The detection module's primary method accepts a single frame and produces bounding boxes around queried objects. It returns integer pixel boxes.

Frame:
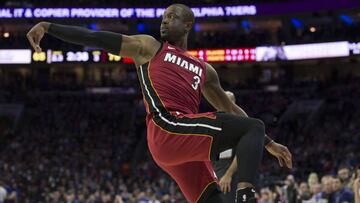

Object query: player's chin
[160,33,168,40]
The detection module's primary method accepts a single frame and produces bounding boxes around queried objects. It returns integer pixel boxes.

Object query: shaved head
[171,4,195,26]
[160,4,195,45]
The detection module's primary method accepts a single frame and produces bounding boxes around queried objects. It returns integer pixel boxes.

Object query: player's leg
[212,112,265,203]
[147,113,222,165]
[202,188,223,203]
[157,161,221,203]
[147,112,264,202]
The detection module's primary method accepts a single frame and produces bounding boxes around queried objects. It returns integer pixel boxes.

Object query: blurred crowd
[258,167,360,203]
[0,93,185,203]
[0,70,359,202]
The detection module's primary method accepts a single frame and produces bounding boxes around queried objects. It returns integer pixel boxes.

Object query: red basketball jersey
[138,41,207,115]
[138,42,220,203]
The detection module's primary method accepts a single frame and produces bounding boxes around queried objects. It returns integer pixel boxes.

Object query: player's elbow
[120,36,145,58]
[87,31,123,55]
[216,102,233,113]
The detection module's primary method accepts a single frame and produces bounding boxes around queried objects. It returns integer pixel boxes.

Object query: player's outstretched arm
[202,62,292,169]
[26,22,160,64]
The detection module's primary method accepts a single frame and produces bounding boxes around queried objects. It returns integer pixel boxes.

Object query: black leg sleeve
[199,190,224,203]
[213,113,265,185]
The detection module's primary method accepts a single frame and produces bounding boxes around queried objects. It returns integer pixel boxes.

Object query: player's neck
[171,35,188,51]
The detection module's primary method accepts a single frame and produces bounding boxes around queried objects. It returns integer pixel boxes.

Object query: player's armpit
[202,63,248,117]
[121,34,161,62]
[202,63,275,148]
[202,62,234,113]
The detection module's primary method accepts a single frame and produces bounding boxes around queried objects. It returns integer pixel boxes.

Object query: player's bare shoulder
[131,35,161,66]
[204,62,219,85]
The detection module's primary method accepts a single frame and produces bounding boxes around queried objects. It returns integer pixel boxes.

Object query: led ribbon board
[0,41,354,64]
[1,0,359,19]
[0,6,256,19]
[0,49,32,64]
[256,42,350,61]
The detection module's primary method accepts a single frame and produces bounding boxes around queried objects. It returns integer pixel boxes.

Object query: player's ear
[184,21,193,33]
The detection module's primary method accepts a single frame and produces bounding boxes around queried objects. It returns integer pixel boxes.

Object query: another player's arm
[202,62,292,169]
[26,22,160,65]
[218,155,237,193]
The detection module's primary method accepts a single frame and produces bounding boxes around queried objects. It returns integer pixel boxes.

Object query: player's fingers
[227,183,231,193]
[278,157,284,167]
[222,185,226,193]
[33,35,43,52]
[220,183,226,193]
[287,160,293,169]
[224,183,229,193]
[284,153,292,169]
[287,149,293,159]
[281,157,290,169]
[26,33,37,51]
[281,156,289,168]
[287,158,293,169]
[277,157,281,166]
[26,33,42,52]
[283,147,292,159]
[283,149,293,168]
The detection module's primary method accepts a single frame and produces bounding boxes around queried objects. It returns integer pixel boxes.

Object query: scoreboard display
[32,50,122,64]
[29,48,256,64]
[188,48,256,62]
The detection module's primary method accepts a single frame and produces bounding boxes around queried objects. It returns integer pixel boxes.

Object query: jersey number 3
[192,76,201,90]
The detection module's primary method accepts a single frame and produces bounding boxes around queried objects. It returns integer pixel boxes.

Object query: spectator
[333,177,354,203]
[320,176,335,203]
[260,188,274,203]
[0,182,6,203]
[309,173,320,191]
[311,183,323,202]
[284,175,298,203]
[298,182,312,203]
[338,167,352,189]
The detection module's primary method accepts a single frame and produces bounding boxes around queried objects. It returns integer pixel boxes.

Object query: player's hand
[219,173,232,194]
[265,141,292,169]
[26,22,49,53]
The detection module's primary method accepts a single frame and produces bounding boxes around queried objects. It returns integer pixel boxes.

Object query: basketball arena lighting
[3,32,10,38]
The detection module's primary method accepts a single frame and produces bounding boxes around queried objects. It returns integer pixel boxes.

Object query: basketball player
[26,4,292,203]
[212,91,238,202]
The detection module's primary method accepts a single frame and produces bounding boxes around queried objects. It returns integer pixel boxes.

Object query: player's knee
[250,118,265,132]
[249,118,265,135]
[200,189,223,203]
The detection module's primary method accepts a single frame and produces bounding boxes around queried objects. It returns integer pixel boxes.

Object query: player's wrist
[265,140,275,149]
[264,134,274,146]
[39,22,50,33]
[225,169,235,177]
